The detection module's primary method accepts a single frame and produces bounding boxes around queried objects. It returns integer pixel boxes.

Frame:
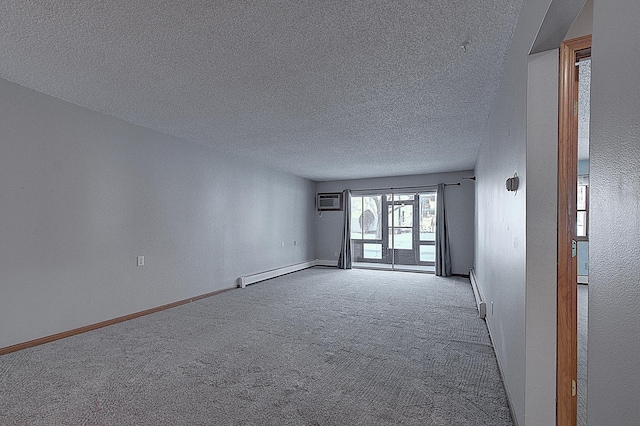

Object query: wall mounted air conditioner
[317,192,343,211]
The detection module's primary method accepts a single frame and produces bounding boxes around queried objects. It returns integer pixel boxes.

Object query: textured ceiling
[0,1,521,181]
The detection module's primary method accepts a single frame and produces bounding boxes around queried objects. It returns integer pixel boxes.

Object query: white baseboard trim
[237,260,317,288]
[470,268,486,319]
[315,259,338,267]
[485,313,519,426]
[471,268,518,425]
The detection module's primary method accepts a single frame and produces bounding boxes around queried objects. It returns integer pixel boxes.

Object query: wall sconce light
[506,173,519,193]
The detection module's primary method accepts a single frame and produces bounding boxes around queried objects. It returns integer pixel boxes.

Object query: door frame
[350,189,437,270]
[557,34,591,426]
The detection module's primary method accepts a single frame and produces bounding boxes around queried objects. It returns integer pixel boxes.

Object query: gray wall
[474,0,568,424]
[524,48,558,425]
[475,3,539,423]
[476,0,640,424]
[0,77,316,349]
[315,171,474,275]
[588,0,640,423]
[565,0,593,40]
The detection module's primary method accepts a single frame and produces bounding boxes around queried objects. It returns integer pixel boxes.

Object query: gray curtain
[337,189,352,269]
[435,183,452,276]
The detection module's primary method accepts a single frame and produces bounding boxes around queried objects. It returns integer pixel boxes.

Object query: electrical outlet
[335,251,338,257]
[281,242,285,248]
[137,256,144,266]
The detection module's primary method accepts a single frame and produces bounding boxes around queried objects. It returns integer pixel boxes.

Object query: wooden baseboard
[0,287,235,356]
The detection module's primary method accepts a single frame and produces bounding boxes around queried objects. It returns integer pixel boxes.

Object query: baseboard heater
[237,260,317,288]
[315,259,338,267]
[469,268,487,319]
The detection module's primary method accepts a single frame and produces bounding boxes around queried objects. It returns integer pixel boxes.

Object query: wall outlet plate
[137,256,144,266]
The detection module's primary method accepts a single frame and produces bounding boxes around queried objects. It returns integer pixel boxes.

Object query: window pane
[420,245,435,262]
[419,193,436,241]
[363,243,382,259]
[351,195,382,240]
[386,194,415,202]
[577,185,587,210]
[388,204,413,228]
[389,229,412,249]
[362,196,382,239]
[350,197,363,239]
[577,211,587,237]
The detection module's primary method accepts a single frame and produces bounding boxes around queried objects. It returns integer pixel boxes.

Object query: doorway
[557,34,591,426]
[350,190,437,272]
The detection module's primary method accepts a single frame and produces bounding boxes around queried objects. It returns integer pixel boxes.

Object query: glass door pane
[386,193,417,267]
[388,203,413,250]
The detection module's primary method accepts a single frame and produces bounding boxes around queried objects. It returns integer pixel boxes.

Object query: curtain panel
[337,189,352,269]
[435,183,452,276]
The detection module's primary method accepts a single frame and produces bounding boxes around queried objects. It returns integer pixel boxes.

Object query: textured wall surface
[315,171,475,275]
[588,0,640,423]
[524,48,558,425]
[474,0,566,424]
[0,77,316,349]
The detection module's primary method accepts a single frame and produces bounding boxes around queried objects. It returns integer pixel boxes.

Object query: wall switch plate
[137,256,144,266]
[281,242,285,248]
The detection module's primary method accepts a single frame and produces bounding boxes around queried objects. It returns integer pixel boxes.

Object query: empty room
[1,1,639,425]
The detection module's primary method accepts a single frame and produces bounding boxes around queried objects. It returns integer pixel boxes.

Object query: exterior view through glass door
[350,190,436,272]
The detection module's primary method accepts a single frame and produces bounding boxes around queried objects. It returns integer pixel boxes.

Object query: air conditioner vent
[317,193,343,211]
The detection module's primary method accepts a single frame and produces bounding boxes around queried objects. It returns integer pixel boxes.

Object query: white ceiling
[0,1,521,181]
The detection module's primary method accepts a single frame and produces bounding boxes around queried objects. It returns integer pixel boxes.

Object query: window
[419,193,436,262]
[577,175,589,239]
[351,195,383,259]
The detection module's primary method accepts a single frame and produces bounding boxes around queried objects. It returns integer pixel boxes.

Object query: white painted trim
[485,310,519,426]
[469,268,487,319]
[237,260,317,288]
[315,259,338,267]
[472,268,518,425]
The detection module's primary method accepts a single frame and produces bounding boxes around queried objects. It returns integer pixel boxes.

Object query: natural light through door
[351,190,436,272]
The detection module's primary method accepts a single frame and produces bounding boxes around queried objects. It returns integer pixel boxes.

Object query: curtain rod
[349,182,460,193]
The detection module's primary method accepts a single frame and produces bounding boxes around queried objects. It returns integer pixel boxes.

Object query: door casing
[557,34,591,426]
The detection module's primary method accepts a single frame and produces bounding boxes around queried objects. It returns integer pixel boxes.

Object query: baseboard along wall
[2,261,326,355]
[237,260,319,288]
[315,259,339,267]
[470,268,487,319]
[0,287,235,356]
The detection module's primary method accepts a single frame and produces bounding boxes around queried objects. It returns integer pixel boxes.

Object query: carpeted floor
[0,267,513,425]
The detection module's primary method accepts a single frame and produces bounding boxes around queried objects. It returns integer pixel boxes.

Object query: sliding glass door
[351,190,436,272]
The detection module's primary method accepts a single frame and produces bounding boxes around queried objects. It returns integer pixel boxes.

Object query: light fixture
[506,173,519,193]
